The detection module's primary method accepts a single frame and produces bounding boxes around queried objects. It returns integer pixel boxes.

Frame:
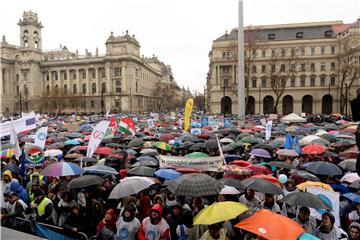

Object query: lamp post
[19,92,22,117]
[237,0,245,124]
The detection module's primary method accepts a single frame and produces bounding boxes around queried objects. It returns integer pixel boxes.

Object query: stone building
[0,11,177,115]
[206,19,360,115]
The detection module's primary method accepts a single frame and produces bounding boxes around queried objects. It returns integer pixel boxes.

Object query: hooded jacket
[3,170,13,181]
[116,205,141,240]
[2,170,13,193]
[138,204,170,240]
[96,208,117,233]
[63,205,88,233]
[10,179,30,205]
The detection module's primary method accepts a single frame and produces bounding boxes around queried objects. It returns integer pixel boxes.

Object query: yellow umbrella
[193,201,248,225]
[297,181,333,192]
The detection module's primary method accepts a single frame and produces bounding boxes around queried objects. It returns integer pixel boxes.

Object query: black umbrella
[279,192,331,210]
[128,166,155,177]
[290,169,320,182]
[322,151,338,158]
[241,178,283,195]
[219,178,244,190]
[46,142,65,150]
[253,144,274,151]
[140,148,159,156]
[305,161,342,176]
[131,160,158,168]
[338,159,356,171]
[53,137,69,142]
[167,173,223,197]
[188,143,205,151]
[182,141,194,148]
[127,139,145,148]
[74,157,98,163]
[204,140,218,150]
[67,175,102,189]
[269,161,295,170]
[2,164,21,175]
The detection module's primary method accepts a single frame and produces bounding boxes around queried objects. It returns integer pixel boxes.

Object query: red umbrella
[176,168,201,174]
[246,165,272,175]
[95,147,114,155]
[231,160,252,167]
[302,144,327,155]
[159,134,175,142]
[251,175,279,184]
[240,129,253,133]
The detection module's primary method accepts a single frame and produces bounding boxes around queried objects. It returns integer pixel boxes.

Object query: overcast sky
[1,0,359,92]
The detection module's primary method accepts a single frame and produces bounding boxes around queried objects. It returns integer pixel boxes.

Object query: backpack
[179,224,187,240]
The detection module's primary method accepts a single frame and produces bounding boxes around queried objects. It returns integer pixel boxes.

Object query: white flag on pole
[86,121,110,158]
[34,127,48,150]
[215,134,226,165]
[265,120,273,141]
[10,118,21,159]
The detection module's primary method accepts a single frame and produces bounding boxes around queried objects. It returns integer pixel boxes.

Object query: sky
[1,0,359,92]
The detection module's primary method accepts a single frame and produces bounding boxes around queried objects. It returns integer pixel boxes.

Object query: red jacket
[96,209,117,233]
[138,204,170,240]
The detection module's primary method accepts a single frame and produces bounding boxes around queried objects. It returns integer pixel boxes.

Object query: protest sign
[158,155,223,171]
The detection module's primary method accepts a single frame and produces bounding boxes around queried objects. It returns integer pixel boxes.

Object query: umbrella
[179,134,199,142]
[44,149,63,158]
[241,136,261,144]
[46,142,65,150]
[231,160,252,167]
[175,167,201,174]
[131,160,158,168]
[193,201,247,225]
[222,165,252,176]
[53,136,69,142]
[159,134,176,142]
[290,170,320,182]
[185,152,209,158]
[241,178,283,195]
[220,138,235,144]
[235,209,305,240]
[219,178,244,190]
[108,176,155,199]
[95,147,114,155]
[167,173,223,197]
[305,161,342,176]
[188,143,206,151]
[302,144,327,155]
[128,166,155,177]
[298,233,320,240]
[205,140,219,150]
[251,175,279,184]
[127,139,144,148]
[66,132,82,139]
[74,156,98,163]
[269,161,295,170]
[253,144,273,151]
[64,139,81,146]
[65,153,84,159]
[270,138,285,148]
[84,165,118,175]
[219,186,241,195]
[320,134,336,142]
[322,151,338,158]
[278,192,331,210]
[40,161,83,176]
[154,169,182,180]
[249,148,271,158]
[349,180,360,189]
[2,164,21,175]
[297,181,333,191]
[340,173,360,183]
[137,156,158,162]
[67,175,102,188]
[343,193,360,204]
[140,148,159,156]
[333,139,356,148]
[153,142,171,151]
[246,164,272,175]
[338,159,356,171]
[276,149,299,157]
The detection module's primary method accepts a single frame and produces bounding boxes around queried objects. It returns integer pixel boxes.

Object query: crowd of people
[0,112,360,240]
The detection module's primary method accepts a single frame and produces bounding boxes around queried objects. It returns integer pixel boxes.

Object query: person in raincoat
[293,207,317,235]
[2,170,14,195]
[97,208,117,234]
[314,212,343,240]
[200,223,229,240]
[341,221,360,240]
[138,204,170,240]
[9,179,30,205]
[115,205,140,240]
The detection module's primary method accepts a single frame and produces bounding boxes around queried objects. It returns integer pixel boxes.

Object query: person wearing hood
[200,223,229,240]
[10,179,30,205]
[166,204,183,240]
[115,205,140,240]
[97,208,117,234]
[314,212,342,240]
[138,203,170,240]
[293,206,317,235]
[341,221,360,240]
[2,170,14,194]
[63,204,88,235]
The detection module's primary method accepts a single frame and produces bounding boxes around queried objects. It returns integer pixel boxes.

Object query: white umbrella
[108,176,155,199]
[44,149,63,158]
[219,185,240,195]
[220,138,235,144]
[301,135,320,143]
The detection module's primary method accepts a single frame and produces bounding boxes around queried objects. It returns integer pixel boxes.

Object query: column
[95,68,100,94]
[49,71,53,94]
[1,68,4,96]
[66,69,71,94]
[216,66,219,85]
[122,65,127,92]
[233,65,236,84]
[76,69,80,95]
[58,70,62,95]
[106,66,111,94]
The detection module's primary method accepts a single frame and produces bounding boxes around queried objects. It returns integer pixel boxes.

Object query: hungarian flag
[105,117,118,138]
[119,118,136,136]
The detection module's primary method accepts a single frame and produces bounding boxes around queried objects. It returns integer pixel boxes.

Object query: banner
[9,118,21,160]
[34,127,48,150]
[184,98,194,131]
[265,120,273,141]
[0,112,36,137]
[216,134,226,165]
[158,155,223,171]
[36,223,77,240]
[105,117,117,138]
[307,186,340,226]
[86,120,110,158]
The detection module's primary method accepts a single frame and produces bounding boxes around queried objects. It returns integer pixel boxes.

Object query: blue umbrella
[225,155,243,164]
[80,124,93,131]
[298,233,320,240]
[66,132,82,139]
[64,139,81,145]
[343,193,360,203]
[154,169,182,180]
[137,156,157,163]
[84,165,118,175]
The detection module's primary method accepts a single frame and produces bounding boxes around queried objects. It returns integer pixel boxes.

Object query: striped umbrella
[40,161,83,176]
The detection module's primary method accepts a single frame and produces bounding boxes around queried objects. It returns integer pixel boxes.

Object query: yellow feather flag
[184,98,194,131]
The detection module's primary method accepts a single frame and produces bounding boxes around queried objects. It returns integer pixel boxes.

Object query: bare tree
[152,81,182,112]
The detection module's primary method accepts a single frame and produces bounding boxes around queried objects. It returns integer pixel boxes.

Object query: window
[222,52,231,59]
[300,76,305,87]
[291,77,296,87]
[320,63,326,71]
[310,77,315,87]
[330,77,335,86]
[90,101,94,108]
[114,67,121,77]
[311,47,315,56]
[115,101,120,107]
[261,78,266,88]
[72,71,76,80]
[296,32,304,38]
[291,63,296,72]
[291,48,295,57]
[101,82,106,93]
[64,71,67,80]
[325,30,333,37]
[73,84,77,94]
[92,83,96,94]
[116,80,121,93]
[331,62,335,71]
[300,47,305,56]
[92,69,96,78]
[271,65,276,72]
[54,71,58,80]
[311,63,315,72]
[46,85,50,95]
[321,47,325,55]
[223,79,229,88]
[268,33,275,40]
[271,49,276,57]
[280,64,285,72]
[262,49,266,57]
[252,65,257,73]
[331,46,335,55]
[54,85,59,95]
[261,65,266,73]
[64,84,68,95]
[16,85,19,96]
[251,79,257,88]
[301,63,306,71]
[221,66,230,74]
[320,77,325,86]
[82,70,86,79]
[82,83,86,94]
[101,68,105,78]
[252,49,256,57]
[281,49,286,57]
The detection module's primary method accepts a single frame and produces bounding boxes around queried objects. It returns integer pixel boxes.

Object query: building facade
[0,11,177,115]
[206,19,360,116]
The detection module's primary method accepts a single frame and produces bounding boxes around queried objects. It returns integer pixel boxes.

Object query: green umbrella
[320,134,336,142]
[153,142,172,151]
[241,136,261,144]
[185,152,209,158]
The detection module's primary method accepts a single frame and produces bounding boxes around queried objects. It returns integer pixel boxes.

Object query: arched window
[64,84,68,95]
[116,81,121,93]
[54,84,59,95]
[73,84,77,94]
[92,83,96,94]
[82,83,86,94]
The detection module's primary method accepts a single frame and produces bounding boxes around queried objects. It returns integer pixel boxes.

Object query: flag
[86,120,110,158]
[10,118,21,159]
[184,98,194,131]
[119,118,135,136]
[216,134,226,165]
[34,127,48,150]
[292,135,302,155]
[265,120,273,141]
[105,117,117,138]
[284,132,293,149]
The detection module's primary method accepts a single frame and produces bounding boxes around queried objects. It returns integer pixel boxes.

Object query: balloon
[278,174,288,184]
